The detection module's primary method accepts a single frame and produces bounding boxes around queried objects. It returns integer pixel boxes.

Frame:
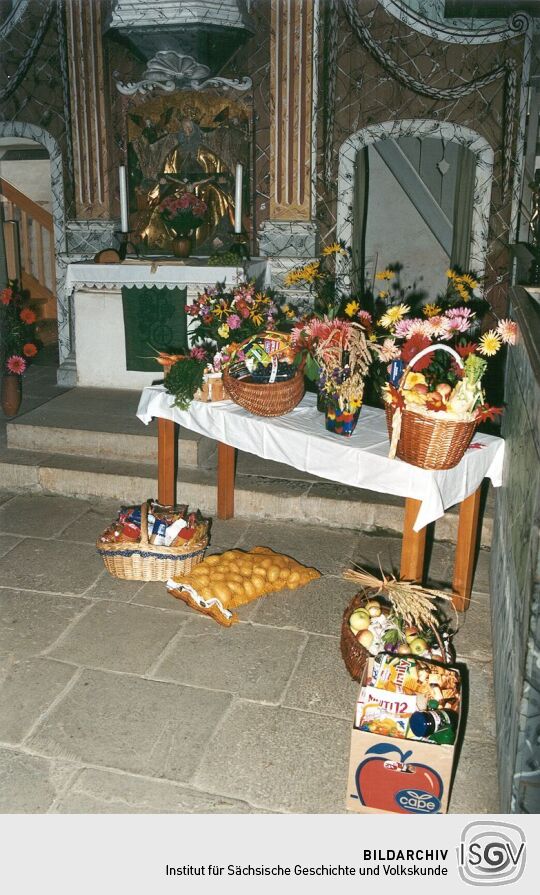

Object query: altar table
[137,388,505,611]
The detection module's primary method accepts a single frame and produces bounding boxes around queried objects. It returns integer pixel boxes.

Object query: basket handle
[400,342,463,386]
[140,500,149,546]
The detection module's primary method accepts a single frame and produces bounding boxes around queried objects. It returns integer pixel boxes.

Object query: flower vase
[325,398,361,437]
[1,373,22,417]
[171,234,192,258]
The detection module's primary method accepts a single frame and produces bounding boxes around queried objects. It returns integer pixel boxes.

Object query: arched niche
[336,120,494,290]
[0,120,72,379]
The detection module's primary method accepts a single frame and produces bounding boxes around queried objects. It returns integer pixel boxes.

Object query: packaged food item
[370,654,460,709]
[354,685,418,731]
[99,501,208,549]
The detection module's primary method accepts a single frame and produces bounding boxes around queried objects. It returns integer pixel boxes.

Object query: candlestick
[234,163,243,234]
[119,165,129,233]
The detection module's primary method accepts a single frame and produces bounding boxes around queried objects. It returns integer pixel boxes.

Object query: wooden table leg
[157,417,178,506]
[217,441,236,519]
[452,486,482,613]
[400,498,427,582]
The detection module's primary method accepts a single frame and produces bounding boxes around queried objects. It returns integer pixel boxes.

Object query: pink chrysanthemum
[357,310,373,325]
[226,314,241,330]
[190,346,206,361]
[6,355,26,375]
[446,315,470,334]
[404,319,431,340]
[497,318,517,345]
[393,319,412,338]
[446,307,475,320]
[378,338,401,362]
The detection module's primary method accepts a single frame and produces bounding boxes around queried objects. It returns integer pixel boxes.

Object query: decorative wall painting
[126,90,251,256]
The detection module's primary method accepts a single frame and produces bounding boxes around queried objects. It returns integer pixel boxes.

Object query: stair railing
[0,177,56,311]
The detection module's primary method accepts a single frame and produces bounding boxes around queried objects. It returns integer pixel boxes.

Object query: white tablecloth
[137,387,505,531]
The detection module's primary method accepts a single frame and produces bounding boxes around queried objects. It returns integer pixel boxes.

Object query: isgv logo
[395,788,441,813]
[457,821,526,886]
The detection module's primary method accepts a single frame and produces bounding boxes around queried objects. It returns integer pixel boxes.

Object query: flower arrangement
[291,316,378,435]
[0,281,40,377]
[283,242,354,315]
[369,266,516,424]
[158,191,207,236]
[161,283,297,410]
[186,282,295,356]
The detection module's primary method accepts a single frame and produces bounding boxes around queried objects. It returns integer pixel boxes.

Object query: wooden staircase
[0,176,57,343]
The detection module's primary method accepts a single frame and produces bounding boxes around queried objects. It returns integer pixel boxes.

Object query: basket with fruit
[340,571,454,682]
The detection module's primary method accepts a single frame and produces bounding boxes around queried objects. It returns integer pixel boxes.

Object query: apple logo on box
[355,743,443,814]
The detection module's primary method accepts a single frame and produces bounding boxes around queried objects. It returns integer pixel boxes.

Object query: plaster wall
[363,146,449,297]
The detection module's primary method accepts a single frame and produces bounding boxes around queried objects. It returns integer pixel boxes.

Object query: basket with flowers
[0,280,40,416]
[162,283,298,413]
[362,266,516,468]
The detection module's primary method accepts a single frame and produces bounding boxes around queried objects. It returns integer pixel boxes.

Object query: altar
[67,258,269,389]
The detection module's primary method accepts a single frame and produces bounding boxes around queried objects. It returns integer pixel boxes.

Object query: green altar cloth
[122,285,188,372]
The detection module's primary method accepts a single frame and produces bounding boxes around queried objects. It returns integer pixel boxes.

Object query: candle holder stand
[229,231,250,261]
[116,231,141,261]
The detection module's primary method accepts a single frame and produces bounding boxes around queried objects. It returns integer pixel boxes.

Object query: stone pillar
[65,0,114,225]
[259,0,317,267]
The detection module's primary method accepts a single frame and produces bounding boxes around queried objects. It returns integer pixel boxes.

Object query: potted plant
[0,280,40,417]
[157,191,208,258]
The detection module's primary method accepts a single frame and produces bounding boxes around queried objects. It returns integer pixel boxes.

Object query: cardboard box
[346,662,461,815]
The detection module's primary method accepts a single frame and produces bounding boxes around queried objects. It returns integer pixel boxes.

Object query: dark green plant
[164,357,206,410]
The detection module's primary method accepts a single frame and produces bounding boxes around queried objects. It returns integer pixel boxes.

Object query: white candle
[234,163,243,234]
[119,165,129,233]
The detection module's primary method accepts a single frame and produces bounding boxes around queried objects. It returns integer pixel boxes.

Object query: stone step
[6,387,212,468]
[0,443,493,547]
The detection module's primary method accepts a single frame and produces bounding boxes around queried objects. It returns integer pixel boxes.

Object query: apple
[354,743,444,813]
[409,636,429,656]
[412,383,428,395]
[349,608,371,633]
[396,643,411,655]
[365,600,382,618]
[435,383,452,399]
[404,626,419,643]
[356,629,374,650]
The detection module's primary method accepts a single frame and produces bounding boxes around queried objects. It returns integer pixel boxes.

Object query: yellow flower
[282,304,290,313]
[379,303,410,329]
[286,309,296,319]
[459,273,479,289]
[251,312,264,326]
[345,300,360,317]
[423,304,442,318]
[322,242,347,256]
[478,330,502,357]
[218,323,230,339]
[375,269,393,281]
[283,269,302,287]
[446,269,458,280]
[403,372,426,390]
[456,284,470,301]
[369,333,377,342]
[378,290,390,300]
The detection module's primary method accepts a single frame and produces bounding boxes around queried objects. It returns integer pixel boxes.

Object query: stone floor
[0,491,498,814]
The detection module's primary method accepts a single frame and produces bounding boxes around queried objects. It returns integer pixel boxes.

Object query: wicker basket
[222,366,305,417]
[386,343,477,470]
[341,588,451,682]
[341,589,389,682]
[97,500,207,581]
